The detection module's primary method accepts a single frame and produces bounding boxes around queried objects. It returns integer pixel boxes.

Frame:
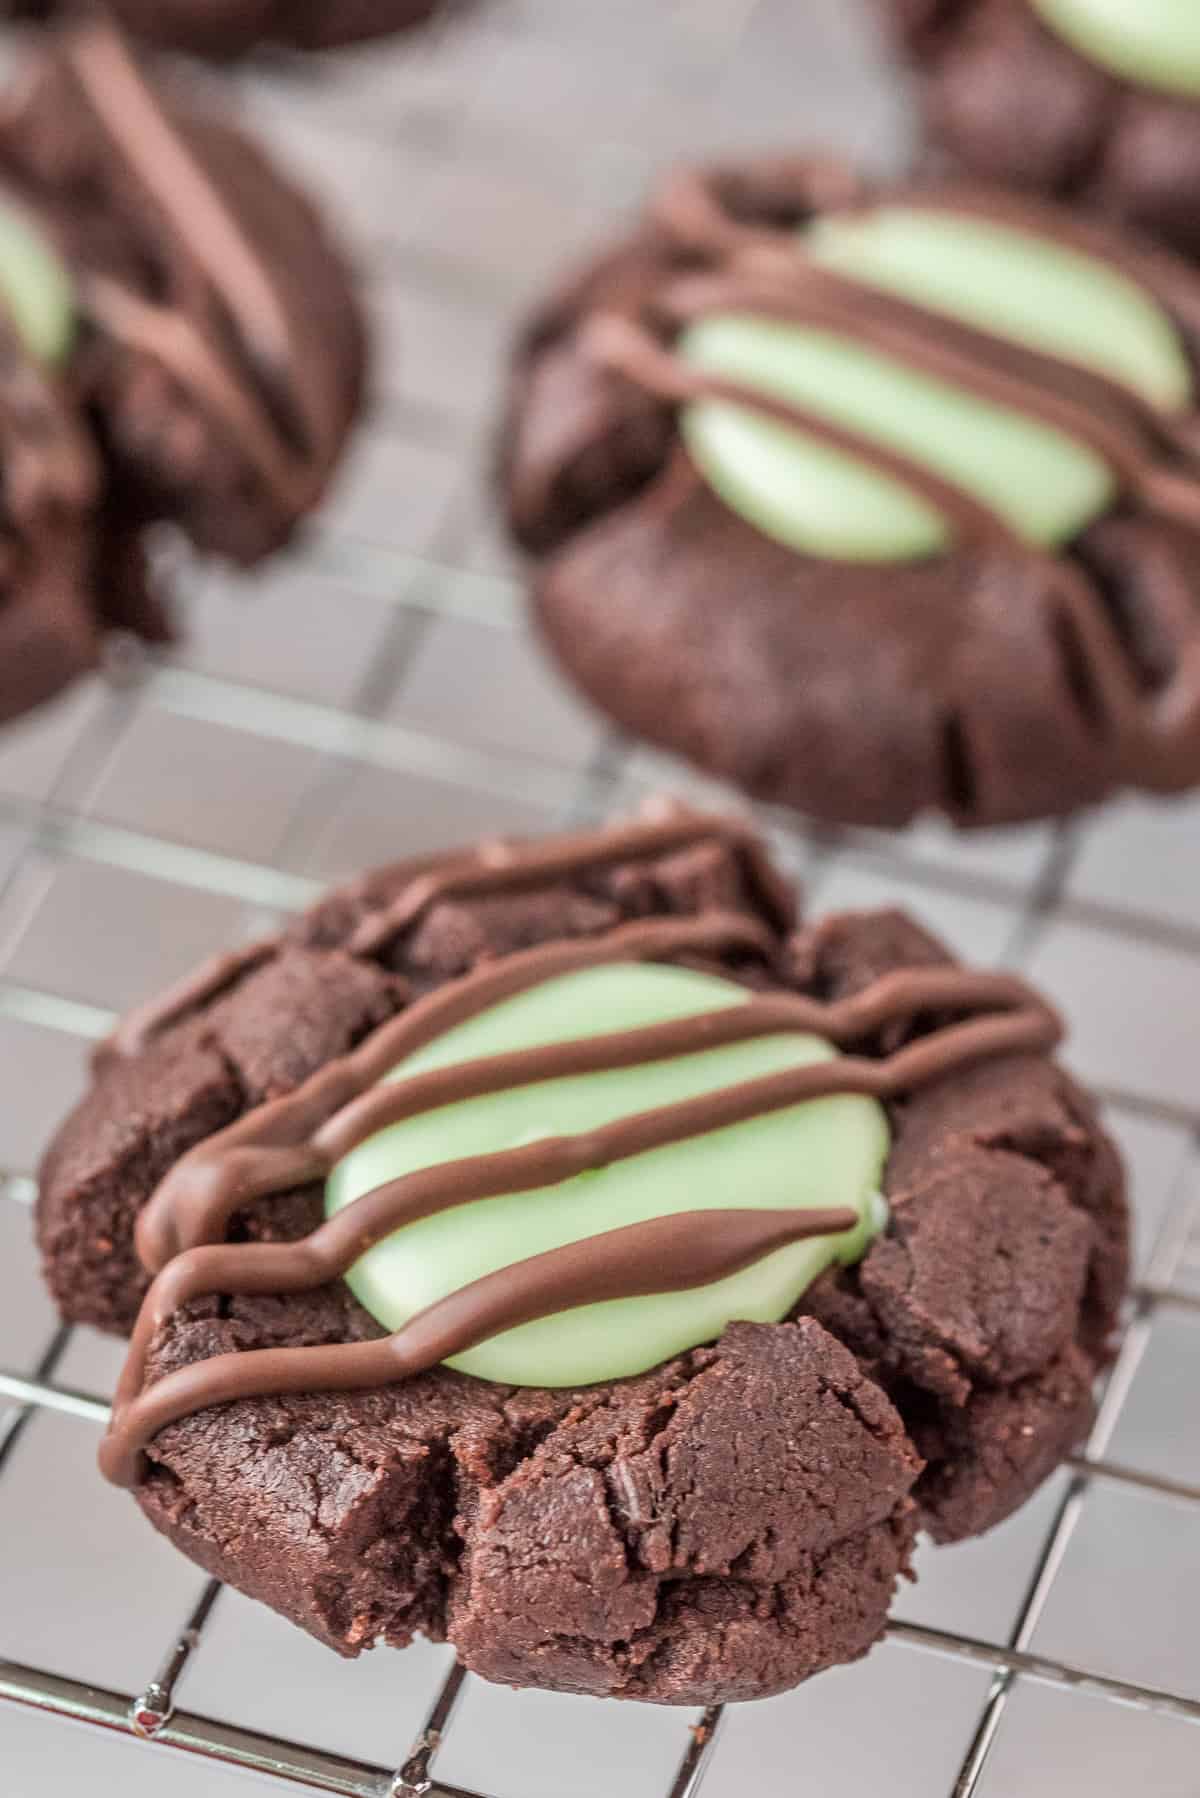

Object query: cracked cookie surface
[36,817,1127,1702]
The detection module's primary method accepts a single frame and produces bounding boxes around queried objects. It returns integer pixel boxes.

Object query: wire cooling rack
[1,2,1200,1794]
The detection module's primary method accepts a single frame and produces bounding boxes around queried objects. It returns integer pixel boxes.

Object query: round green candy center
[1030,0,1200,97]
[326,963,890,1389]
[679,205,1190,563]
[0,203,75,367]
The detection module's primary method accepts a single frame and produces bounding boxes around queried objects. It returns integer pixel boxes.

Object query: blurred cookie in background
[0,15,366,725]
[880,0,1200,262]
[0,231,168,728]
[5,0,445,57]
[500,154,1200,831]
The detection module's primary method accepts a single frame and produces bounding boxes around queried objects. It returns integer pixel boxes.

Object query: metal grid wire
[2,2,1200,1793]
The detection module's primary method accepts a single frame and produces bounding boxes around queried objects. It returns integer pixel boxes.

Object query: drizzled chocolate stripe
[101,809,791,1063]
[586,321,1200,780]
[659,263,1200,530]
[587,273,1200,546]
[56,19,325,508]
[143,959,1055,1276]
[100,1205,859,1488]
[135,909,784,1271]
[653,172,1197,473]
[346,808,797,958]
[80,277,314,513]
[64,21,292,372]
[584,324,1200,778]
[583,312,1023,548]
[589,176,1200,789]
[652,164,1200,352]
[103,876,1061,1485]
[651,161,863,259]
[665,220,1194,460]
[713,176,1200,496]
[311,965,1039,1160]
[890,185,1200,349]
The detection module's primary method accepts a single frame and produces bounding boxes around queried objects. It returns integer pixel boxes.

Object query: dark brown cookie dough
[0,16,365,726]
[36,812,1127,1703]
[500,155,1200,829]
[447,1320,920,1702]
[880,0,1200,262]
[6,0,444,57]
[0,338,169,728]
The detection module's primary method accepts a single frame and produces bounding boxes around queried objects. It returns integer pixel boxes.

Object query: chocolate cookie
[0,17,365,725]
[501,156,1200,829]
[0,253,170,727]
[37,809,1127,1703]
[881,0,1200,263]
[8,0,443,57]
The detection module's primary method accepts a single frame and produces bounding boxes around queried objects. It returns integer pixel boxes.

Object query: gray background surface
[1,2,1198,1793]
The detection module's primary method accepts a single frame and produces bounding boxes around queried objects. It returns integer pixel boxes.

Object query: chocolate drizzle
[99,809,793,1064]
[47,18,330,514]
[611,189,1200,539]
[887,184,1200,348]
[103,1205,861,1489]
[670,260,1200,523]
[343,807,798,958]
[99,812,1064,1489]
[582,311,1023,551]
[583,165,1200,793]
